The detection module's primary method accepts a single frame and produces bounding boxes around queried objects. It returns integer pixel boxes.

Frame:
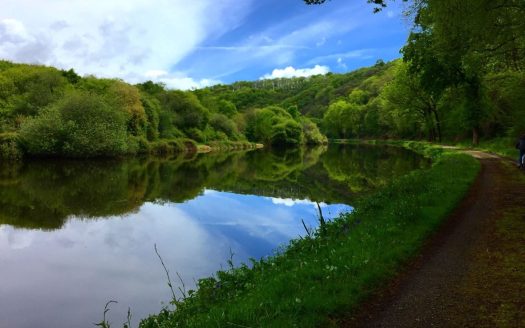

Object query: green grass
[137,144,480,328]
[453,137,517,159]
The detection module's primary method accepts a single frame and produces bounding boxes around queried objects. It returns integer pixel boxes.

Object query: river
[0,144,429,327]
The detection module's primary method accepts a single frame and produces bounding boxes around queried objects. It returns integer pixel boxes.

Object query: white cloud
[0,0,253,87]
[142,70,222,90]
[269,197,328,208]
[157,76,221,90]
[144,70,168,79]
[261,65,330,80]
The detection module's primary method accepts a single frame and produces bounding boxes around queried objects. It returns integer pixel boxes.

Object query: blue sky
[0,0,409,89]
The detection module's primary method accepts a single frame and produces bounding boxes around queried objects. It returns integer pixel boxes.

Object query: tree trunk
[472,126,479,145]
[425,111,436,142]
[432,109,442,142]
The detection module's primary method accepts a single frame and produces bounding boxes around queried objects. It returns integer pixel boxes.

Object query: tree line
[305,0,525,144]
[0,62,326,159]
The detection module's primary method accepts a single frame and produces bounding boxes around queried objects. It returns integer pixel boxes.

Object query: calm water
[0,144,428,327]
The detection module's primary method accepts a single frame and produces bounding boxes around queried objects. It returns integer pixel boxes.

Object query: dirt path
[344,155,525,327]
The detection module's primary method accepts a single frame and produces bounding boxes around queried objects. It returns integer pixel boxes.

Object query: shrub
[0,132,22,160]
[210,113,237,137]
[149,138,194,155]
[20,91,129,157]
[301,118,328,145]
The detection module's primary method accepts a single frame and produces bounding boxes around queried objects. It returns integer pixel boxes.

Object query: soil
[341,154,525,327]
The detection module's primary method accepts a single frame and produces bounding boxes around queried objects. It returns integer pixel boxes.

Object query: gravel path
[345,155,525,327]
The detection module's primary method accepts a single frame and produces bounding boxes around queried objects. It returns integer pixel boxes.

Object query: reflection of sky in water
[0,190,352,328]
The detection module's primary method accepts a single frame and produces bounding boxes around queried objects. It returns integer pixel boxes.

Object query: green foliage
[0,132,22,160]
[323,99,365,139]
[301,117,328,145]
[61,69,81,84]
[217,99,237,117]
[348,89,369,105]
[210,113,237,137]
[0,65,68,119]
[140,95,161,141]
[484,72,525,138]
[160,90,210,132]
[107,80,148,137]
[150,139,190,155]
[20,91,129,157]
[245,106,306,146]
[305,0,525,144]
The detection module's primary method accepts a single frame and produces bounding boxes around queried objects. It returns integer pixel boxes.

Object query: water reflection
[0,145,427,230]
[0,145,428,327]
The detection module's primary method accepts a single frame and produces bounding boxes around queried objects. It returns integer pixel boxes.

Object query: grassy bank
[135,143,480,327]
[452,138,517,160]
[336,137,519,161]
[0,131,263,160]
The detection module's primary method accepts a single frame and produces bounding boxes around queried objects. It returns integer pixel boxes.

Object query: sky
[0,0,410,89]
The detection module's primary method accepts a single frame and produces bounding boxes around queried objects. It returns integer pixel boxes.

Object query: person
[516,134,525,167]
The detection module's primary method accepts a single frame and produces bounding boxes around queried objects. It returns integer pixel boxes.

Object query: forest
[1,0,524,160]
[306,0,525,145]
[0,62,327,159]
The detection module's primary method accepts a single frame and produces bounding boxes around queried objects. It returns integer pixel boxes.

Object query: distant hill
[194,59,395,119]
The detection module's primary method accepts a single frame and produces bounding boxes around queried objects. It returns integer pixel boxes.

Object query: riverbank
[334,137,519,163]
[197,141,264,153]
[0,133,263,160]
[136,143,480,327]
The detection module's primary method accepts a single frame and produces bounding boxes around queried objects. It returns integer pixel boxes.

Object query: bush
[128,136,151,155]
[20,91,129,157]
[186,128,206,143]
[301,118,328,145]
[271,119,303,146]
[210,113,237,137]
[0,132,22,160]
[246,106,306,145]
[149,138,194,155]
[19,106,65,155]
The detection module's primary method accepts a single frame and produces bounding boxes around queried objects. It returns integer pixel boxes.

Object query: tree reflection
[0,145,428,230]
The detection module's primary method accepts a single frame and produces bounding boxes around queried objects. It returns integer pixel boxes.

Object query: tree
[210,113,238,137]
[323,100,363,139]
[1,65,68,117]
[61,69,81,84]
[246,106,305,145]
[301,117,328,144]
[348,89,369,105]
[159,90,210,132]
[107,81,147,137]
[382,62,441,141]
[140,94,161,141]
[217,99,237,117]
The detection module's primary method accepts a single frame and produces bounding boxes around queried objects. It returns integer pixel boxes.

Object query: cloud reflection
[0,190,352,328]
